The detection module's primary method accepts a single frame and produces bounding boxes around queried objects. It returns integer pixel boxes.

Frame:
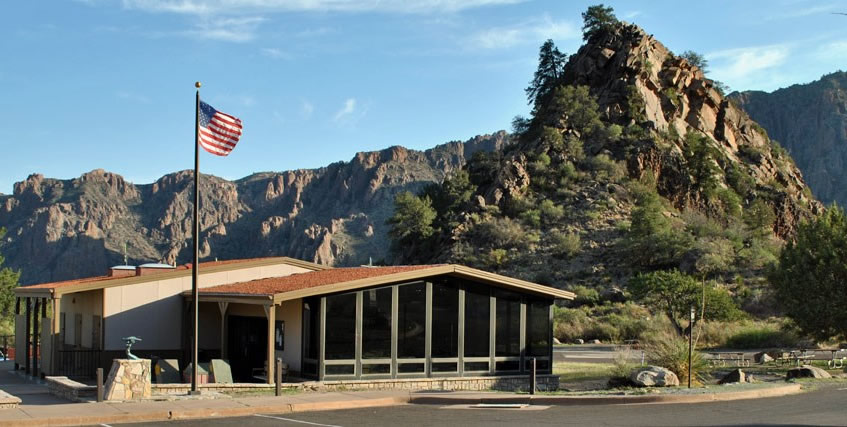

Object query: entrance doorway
[227,315,267,382]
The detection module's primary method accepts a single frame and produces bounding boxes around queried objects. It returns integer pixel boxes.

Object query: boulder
[786,365,832,380]
[629,366,680,387]
[574,339,584,345]
[591,339,602,344]
[754,352,774,364]
[719,369,746,384]
[553,337,562,345]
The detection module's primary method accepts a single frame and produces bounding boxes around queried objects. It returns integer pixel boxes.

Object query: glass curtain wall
[304,279,552,380]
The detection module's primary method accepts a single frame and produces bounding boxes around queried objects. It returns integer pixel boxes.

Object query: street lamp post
[688,306,695,388]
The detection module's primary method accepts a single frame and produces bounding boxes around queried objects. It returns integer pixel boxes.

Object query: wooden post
[275,358,282,396]
[24,298,30,375]
[96,368,104,402]
[217,302,228,359]
[32,299,40,377]
[264,305,275,385]
[51,298,60,377]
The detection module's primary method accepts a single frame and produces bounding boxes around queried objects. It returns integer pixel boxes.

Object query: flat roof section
[15,256,328,297]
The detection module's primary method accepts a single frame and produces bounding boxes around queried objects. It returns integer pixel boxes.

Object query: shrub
[540,199,566,224]
[642,331,709,385]
[551,230,581,258]
[588,154,627,182]
[724,325,800,349]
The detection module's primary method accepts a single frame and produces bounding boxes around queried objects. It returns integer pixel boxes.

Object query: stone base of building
[152,374,559,395]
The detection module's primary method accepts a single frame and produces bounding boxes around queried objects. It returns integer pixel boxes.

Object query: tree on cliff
[769,205,847,341]
[526,39,567,111]
[0,227,21,334]
[581,4,618,41]
[387,191,437,262]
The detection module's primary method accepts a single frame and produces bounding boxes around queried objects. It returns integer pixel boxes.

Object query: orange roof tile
[200,265,442,296]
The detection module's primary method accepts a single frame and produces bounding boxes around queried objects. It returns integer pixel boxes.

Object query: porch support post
[24,297,31,375]
[32,299,40,377]
[51,297,61,376]
[263,304,275,385]
[548,301,554,374]
[424,282,432,377]
[457,285,465,377]
[14,298,20,371]
[489,293,495,374]
[217,302,229,359]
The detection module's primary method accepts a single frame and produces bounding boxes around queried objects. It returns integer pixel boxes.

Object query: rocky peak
[558,21,820,236]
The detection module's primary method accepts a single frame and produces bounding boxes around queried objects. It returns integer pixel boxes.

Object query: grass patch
[554,362,615,382]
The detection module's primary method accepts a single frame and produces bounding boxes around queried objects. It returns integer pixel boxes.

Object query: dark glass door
[227,315,267,382]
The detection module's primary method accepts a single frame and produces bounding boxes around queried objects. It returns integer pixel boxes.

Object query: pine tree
[526,39,567,111]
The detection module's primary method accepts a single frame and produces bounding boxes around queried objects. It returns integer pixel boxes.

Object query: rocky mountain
[0,133,509,285]
[731,71,847,208]
[390,19,821,301]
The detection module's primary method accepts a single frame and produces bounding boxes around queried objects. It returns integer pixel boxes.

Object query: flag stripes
[198,100,242,156]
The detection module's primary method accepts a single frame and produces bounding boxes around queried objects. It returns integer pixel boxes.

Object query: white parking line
[254,414,342,427]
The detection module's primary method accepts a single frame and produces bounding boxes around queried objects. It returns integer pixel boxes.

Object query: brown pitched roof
[197,264,575,301]
[200,265,438,296]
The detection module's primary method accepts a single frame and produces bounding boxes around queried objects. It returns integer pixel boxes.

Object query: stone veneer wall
[46,376,97,402]
[104,359,152,401]
[153,375,559,394]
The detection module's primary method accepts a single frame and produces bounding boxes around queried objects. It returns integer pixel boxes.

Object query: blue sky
[1,0,844,194]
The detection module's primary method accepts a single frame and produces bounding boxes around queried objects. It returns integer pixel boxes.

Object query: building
[13,258,573,385]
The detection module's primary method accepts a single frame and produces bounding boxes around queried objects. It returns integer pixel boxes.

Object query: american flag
[198,100,243,156]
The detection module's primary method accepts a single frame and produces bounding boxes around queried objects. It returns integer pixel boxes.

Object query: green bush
[540,199,566,224]
[643,331,709,385]
[724,323,801,349]
[551,230,581,258]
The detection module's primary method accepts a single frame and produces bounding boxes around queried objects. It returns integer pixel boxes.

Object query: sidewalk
[0,390,412,426]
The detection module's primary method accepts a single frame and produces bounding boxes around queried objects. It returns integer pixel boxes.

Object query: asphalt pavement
[122,383,847,426]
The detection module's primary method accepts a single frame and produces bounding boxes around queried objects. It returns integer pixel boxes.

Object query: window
[397,282,426,359]
[495,290,521,357]
[302,298,320,362]
[431,283,458,358]
[526,299,550,357]
[362,287,392,359]
[463,283,490,358]
[324,293,356,360]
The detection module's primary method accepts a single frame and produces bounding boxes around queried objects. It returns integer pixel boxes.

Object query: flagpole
[191,81,201,395]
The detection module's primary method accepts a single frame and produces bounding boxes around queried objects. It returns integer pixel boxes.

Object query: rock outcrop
[0,133,509,284]
[629,366,680,387]
[731,71,847,208]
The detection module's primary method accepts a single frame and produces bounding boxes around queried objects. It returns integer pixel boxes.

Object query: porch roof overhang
[186,264,575,305]
[14,256,327,299]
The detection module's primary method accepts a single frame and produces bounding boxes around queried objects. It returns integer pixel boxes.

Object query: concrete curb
[0,384,802,426]
[1,396,410,427]
[410,383,803,406]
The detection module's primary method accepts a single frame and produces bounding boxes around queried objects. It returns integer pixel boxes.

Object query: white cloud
[301,100,314,118]
[470,15,578,49]
[765,3,839,20]
[121,0,524,14]
[623,10,642,20]
[333,98,356,121]
[260,47,291,59]
[707,44,790,85]
[816,39,847,60]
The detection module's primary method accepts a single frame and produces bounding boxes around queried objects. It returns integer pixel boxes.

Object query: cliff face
[557,23,819,236]
[731,71,847,208]
[405,21,821,296]
[0,133,509,284]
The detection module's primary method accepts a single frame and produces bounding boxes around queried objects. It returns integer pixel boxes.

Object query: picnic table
[708,352,749,367]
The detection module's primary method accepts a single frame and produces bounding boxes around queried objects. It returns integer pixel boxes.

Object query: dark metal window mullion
[489,292,495,374]
[355,291,363,379]
[520,297,526,373]
[425,281,432,378]
[457,284,465,377]
[319,296,326,381]
[391,285,398,379]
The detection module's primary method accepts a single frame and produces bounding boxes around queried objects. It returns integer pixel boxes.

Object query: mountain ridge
[0,132,509,285]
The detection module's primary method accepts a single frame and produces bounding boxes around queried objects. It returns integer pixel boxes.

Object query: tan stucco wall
[60,290,103,349]
[198,302,222,350]
[276,299,302,373]
[102,263,312,351]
